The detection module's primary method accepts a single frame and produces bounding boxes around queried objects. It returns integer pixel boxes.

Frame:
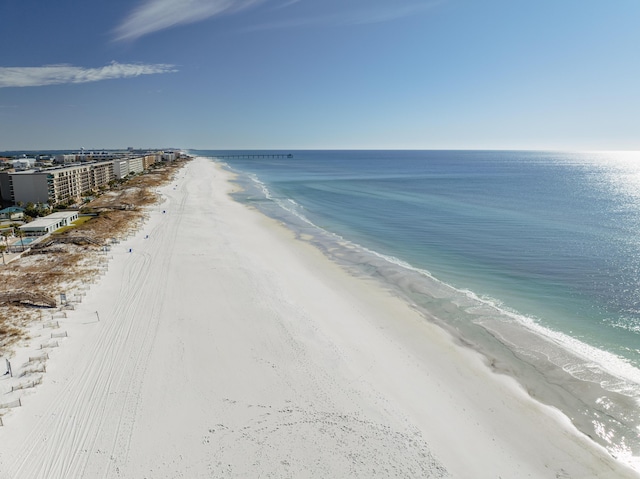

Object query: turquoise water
[196,149,640,468]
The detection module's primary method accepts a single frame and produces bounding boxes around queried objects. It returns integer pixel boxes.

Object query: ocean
[194,149,640,468]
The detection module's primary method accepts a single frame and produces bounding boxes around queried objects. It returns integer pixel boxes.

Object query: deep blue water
[195,149,640,466]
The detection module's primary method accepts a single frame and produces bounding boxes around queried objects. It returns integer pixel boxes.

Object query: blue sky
[1,0,639,151]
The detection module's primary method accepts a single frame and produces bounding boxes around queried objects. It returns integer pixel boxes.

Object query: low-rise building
[54,154,81,164]
[0,206,25,221]
[11,158,36,170]
[19,211,78,236]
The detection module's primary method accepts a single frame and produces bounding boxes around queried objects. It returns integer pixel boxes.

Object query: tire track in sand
[4,169,190,479]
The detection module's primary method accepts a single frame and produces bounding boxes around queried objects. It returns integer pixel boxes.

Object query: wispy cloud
[244,2,441,32]
[113,0,438,42]
[0,62,177,88]
[344,3,441,26]
[272,0,301,9]
[113,0,266,42]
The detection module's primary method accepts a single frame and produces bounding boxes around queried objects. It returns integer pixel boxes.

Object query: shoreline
[0,156,637,478]
[226,153,640,467]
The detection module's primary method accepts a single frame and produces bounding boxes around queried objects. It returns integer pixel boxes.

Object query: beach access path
[0,157,637,478]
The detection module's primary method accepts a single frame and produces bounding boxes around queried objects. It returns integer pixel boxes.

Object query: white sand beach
[0,156,637,478]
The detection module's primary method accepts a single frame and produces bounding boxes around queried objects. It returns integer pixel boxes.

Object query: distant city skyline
[1,0,639,151]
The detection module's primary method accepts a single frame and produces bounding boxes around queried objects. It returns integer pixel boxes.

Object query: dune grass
[0,159,190,355]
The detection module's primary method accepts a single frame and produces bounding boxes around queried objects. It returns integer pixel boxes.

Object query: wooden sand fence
[0,291,57,308]
[29,236,104,251]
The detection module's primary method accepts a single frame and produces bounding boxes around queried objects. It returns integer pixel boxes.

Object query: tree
[10,224,25,252]
[24,202,41,218]
[0,229,8,263]
[1,228,11,256]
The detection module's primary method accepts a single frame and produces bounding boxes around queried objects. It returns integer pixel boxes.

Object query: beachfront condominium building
[143,154,161,170]
[0,160,115,206]
[113,157,145,179]
[90,161,115,188]
[0,151,164,206]
[0,172,11,204]
[162,151,177,162]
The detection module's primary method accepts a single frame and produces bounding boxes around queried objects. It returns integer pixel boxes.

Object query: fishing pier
[213,154,293,159]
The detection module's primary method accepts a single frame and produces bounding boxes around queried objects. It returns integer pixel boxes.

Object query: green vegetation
[51,216,93,235]
[24,202,51,219]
